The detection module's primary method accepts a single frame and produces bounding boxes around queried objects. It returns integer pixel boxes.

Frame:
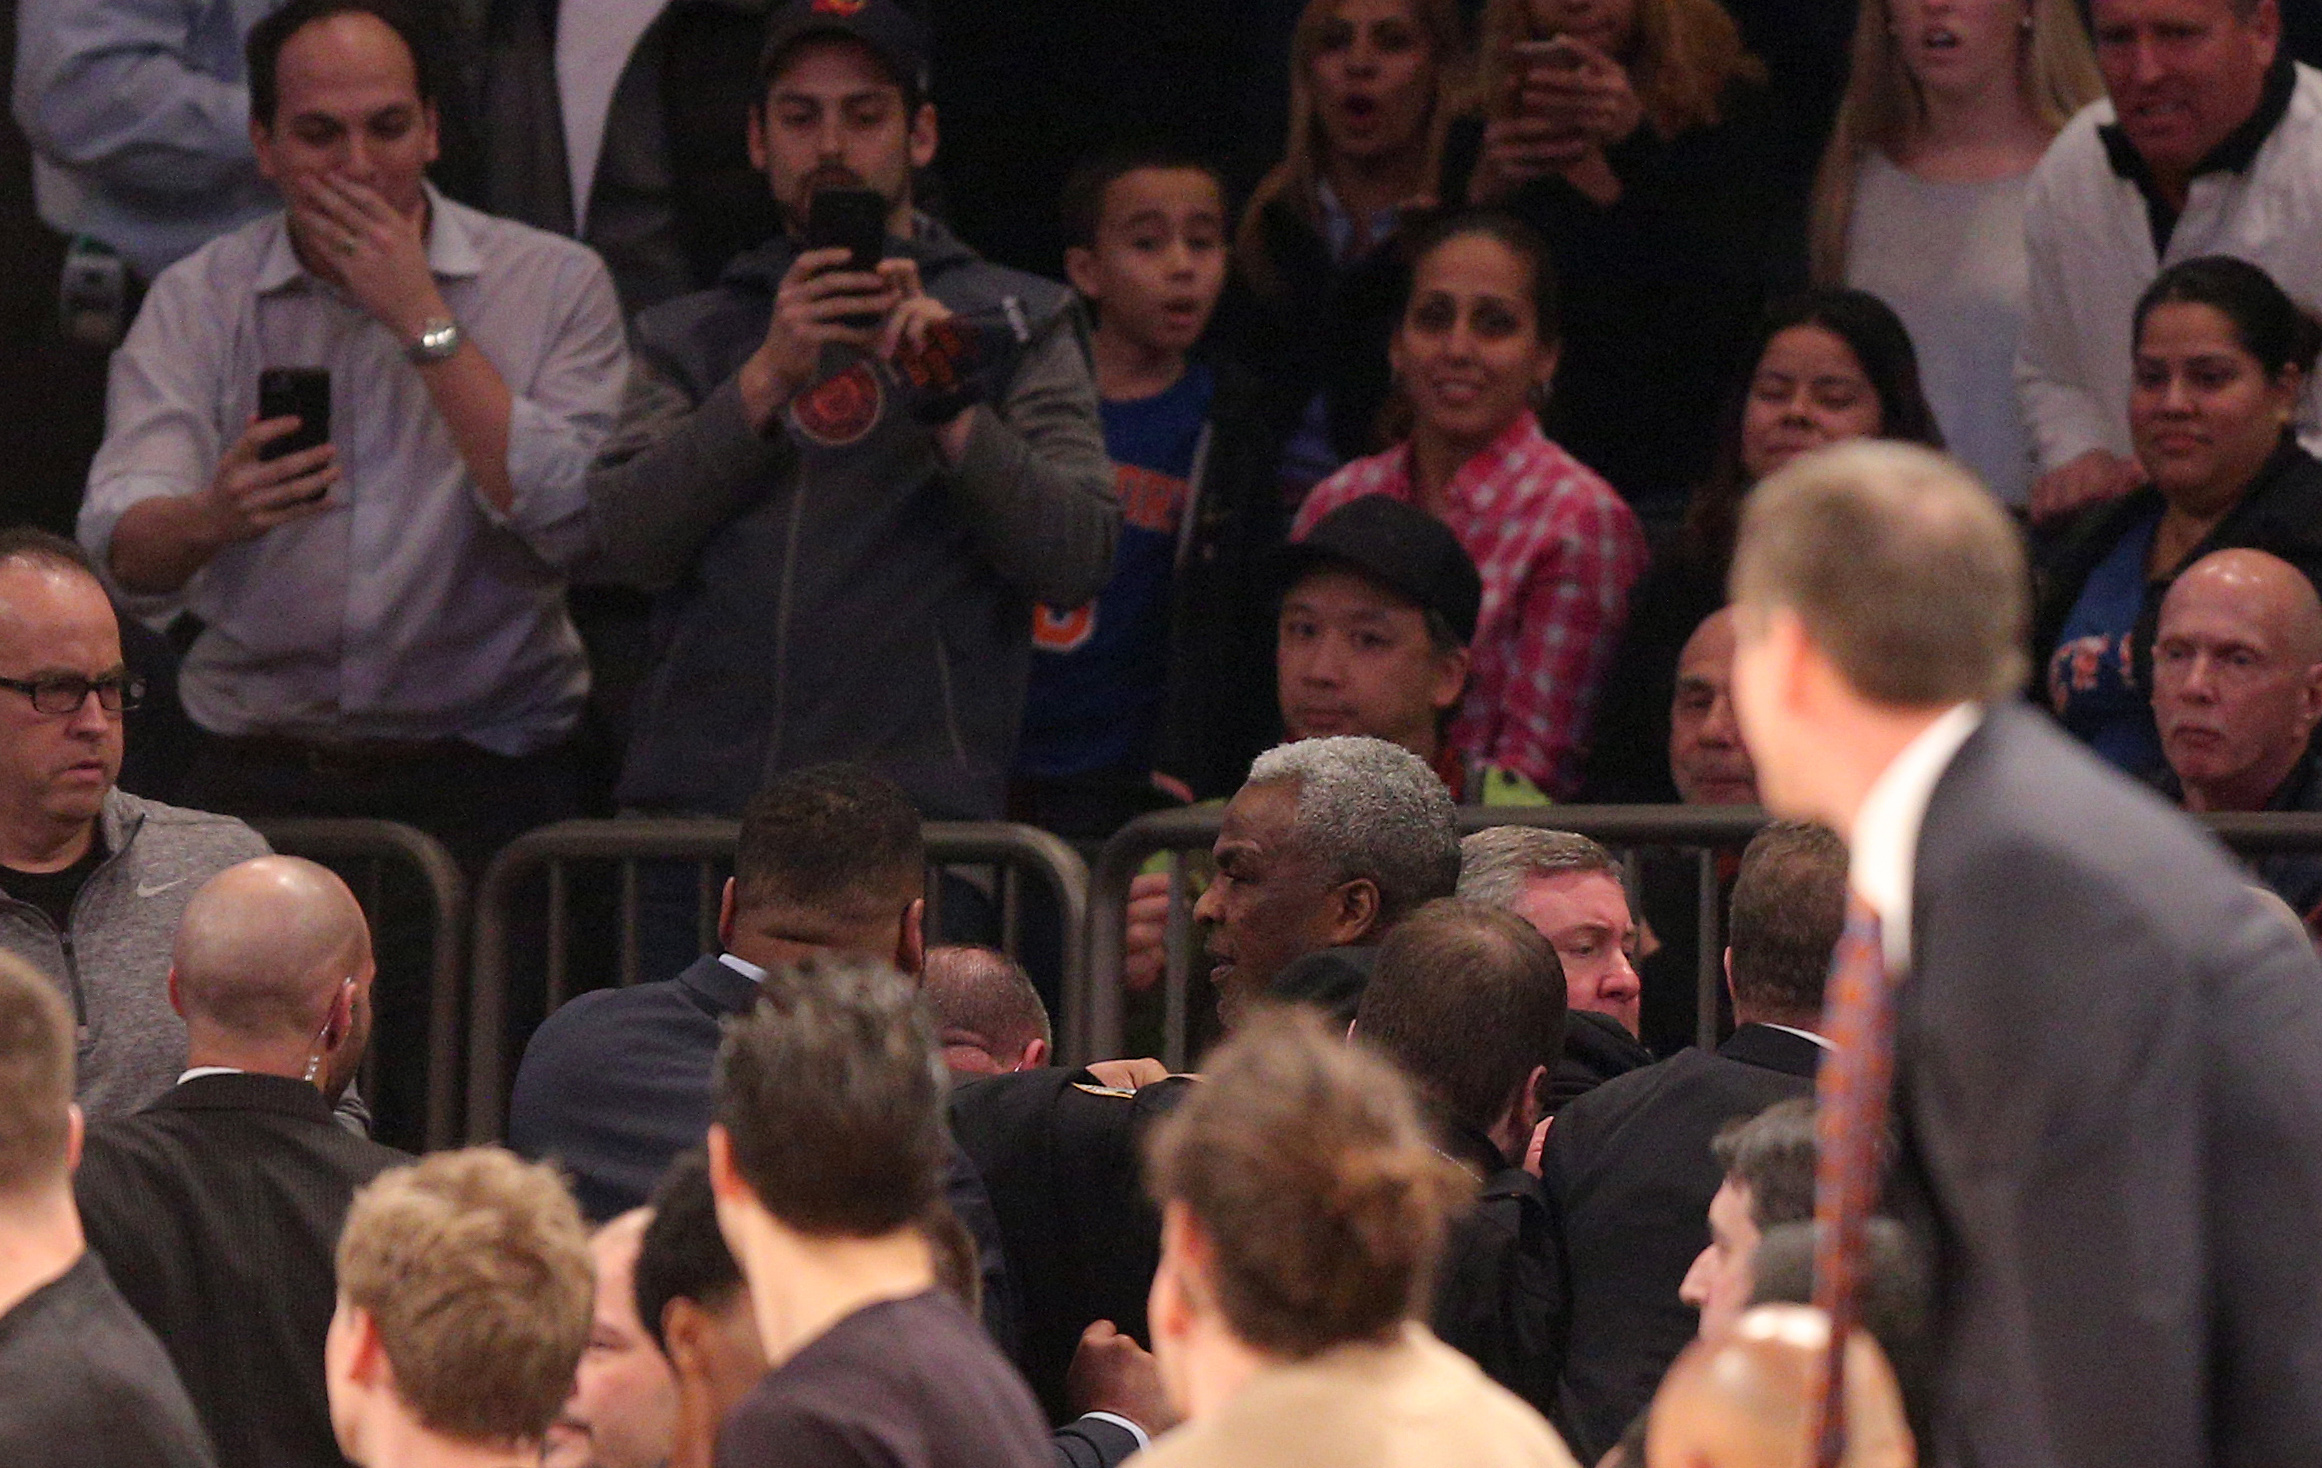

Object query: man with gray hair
[1459,827,1653,1109]
[1192,736,1460,1029]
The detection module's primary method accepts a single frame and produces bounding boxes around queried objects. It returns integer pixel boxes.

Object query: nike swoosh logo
[136,879,186,898]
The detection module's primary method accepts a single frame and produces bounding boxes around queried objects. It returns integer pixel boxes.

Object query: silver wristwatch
[407,317,462,364]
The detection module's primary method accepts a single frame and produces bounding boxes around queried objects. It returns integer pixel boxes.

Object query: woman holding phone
[1461,0,1811,522]
[1809,0,2100,509]
[1230,0,1471,506]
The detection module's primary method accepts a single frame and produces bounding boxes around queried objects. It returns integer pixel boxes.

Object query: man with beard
[582,0,1115,829]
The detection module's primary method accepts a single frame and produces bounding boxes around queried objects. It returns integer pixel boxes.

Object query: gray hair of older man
[1456,826,1620,910]
[1244,737,1461,927]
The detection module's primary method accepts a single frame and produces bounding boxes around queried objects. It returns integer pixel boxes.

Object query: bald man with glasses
[0,529,270,1119]
[74,855,406,1468]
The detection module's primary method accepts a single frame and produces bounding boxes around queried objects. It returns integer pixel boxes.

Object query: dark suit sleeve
[1906,827,2322,1466]
[1050,1415,1143,1468]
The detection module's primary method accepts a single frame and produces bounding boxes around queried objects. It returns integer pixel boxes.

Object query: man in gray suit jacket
[1725,440,2322,1467]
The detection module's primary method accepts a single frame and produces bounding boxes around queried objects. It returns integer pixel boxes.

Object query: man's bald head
[2164,550,2322,663]
[2154,549,2322,813]
[1646,1305,1911,1468]
[173,856,371,1044]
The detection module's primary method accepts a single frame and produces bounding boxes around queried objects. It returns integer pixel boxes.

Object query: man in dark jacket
[581,0,1116,825]
[76,857,405,1468]
[1542,821,1841,1462]
[1351,898,1569,1421]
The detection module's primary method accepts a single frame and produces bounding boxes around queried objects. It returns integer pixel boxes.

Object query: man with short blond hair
[1729,438,2322,1465]
[0,951,215,1466]
[327,1147,594,1467]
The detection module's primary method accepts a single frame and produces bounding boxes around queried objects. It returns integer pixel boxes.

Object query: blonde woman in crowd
[1810,0,2101,506]
[1231,0,1473,503]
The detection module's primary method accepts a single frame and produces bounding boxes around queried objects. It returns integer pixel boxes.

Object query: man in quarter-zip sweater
[0,531,268,1120]
[580,0,1116,824]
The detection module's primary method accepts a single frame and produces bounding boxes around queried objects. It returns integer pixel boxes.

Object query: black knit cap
[1282,495,1483,646]
[759,0,931,96]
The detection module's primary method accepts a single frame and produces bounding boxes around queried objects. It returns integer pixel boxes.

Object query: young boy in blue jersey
[1013,149,1282,841]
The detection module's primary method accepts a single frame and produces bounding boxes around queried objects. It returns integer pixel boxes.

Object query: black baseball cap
[1281,495,1483,646]
[759,0,932,97]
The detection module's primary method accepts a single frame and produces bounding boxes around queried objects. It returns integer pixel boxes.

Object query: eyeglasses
[0,673,146,716]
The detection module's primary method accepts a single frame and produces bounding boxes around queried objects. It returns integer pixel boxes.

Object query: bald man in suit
[75,856,405,1468]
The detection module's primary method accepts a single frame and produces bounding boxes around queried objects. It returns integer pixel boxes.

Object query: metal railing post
[464,818,1087,1143]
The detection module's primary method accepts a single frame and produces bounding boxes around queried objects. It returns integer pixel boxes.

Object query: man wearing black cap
[1278,495,1546,805]
[581,0,1117,832]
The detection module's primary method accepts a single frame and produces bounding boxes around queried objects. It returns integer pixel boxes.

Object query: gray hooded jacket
[582,215,1117,820]
[0,789,268,1118]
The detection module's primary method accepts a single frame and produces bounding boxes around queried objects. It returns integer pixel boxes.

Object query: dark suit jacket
[73,1072,407,1468]
[1431,1117,1568,1424]
[1543,1023,1821,1461]
[1901,702,2322,1467]
[948,1068,1195,1422]
[510,954,1022,1353]
[1547,1009,1660,1114]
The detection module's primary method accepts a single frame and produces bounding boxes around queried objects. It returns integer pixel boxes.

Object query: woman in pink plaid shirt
[1293,212,1647,797]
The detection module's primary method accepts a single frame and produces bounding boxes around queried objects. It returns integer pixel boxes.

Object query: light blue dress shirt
[80,186,631,755]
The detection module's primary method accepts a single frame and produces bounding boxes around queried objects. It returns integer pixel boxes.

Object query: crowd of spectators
[9,0,2322,1464]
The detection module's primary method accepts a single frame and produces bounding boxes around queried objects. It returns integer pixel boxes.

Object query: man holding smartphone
[73,0,627,1139]
[584,0,1116,830]
[76,0,627,868]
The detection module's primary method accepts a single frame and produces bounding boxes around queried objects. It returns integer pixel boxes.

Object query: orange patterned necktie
[1809,892,1897,1467]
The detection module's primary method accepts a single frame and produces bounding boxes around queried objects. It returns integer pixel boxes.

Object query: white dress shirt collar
[718,952,768,983]
[178,1066,244,1083]
[1759,1023,1834,1052]
[1847,702,1984,973]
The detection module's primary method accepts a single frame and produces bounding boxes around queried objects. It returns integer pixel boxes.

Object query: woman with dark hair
[1291,212,1649,799]
[1582,287,1942,801]
[1136,1008,1579,1467]
[2035,256,2322,777]
[1231,0,1474,505]
[1461,0,1819,517]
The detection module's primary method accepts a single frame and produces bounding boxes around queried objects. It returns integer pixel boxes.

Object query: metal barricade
[464,818,1089,1143]
[250,818,468,1151]
[1082,805,2322,1070]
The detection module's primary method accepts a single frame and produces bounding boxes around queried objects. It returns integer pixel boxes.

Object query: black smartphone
[257,367,331,462]
[805,187,889,274]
